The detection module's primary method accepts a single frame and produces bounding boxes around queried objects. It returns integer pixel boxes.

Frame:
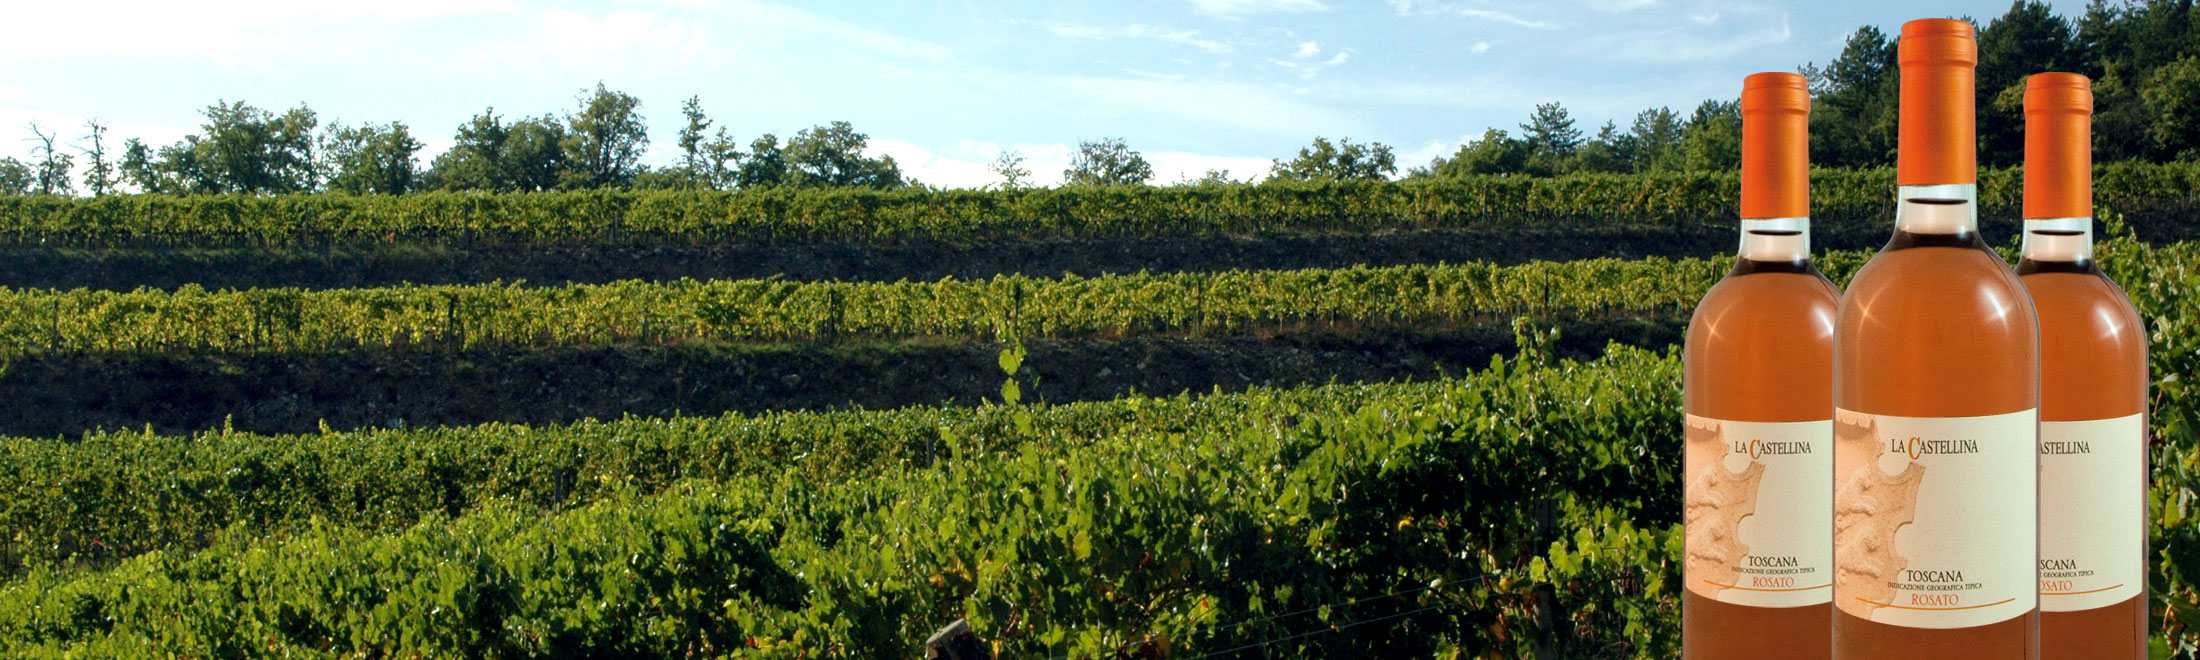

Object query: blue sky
[0,0,2065,188]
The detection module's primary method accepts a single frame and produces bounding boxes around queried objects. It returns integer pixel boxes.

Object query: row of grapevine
[0,258,1751,355]
[1,163,2196,248]
[5,238,2190,358]
[0,343,1689,658]
[3,311,2195,657]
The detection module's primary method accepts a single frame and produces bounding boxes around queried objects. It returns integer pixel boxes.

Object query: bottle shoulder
[1687,271,1841,348]
[1842,245,2036,308]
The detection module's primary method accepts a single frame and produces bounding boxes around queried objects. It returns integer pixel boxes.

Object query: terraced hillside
[0,173,2195,658]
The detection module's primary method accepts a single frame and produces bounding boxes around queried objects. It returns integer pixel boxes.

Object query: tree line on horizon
[3,0,2197,198]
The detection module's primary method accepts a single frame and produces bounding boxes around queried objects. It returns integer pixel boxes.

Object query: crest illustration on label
[1683,414,1832,607]
[2039,414,2145,612]
[1833,408,2037,628]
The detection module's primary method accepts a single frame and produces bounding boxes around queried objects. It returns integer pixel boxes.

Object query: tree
[1178,169,1237,186]
[506,116,568,192]
[2142,55,2200,160]
[558,83,648,189]
[1679,99,1743,172]
[1064,138,1152,186]
[1518,102,1582,173]
[677,96,712,189]
[120,138,187,194]
[425,109,564,192]
[79,119,115,196]
[988,149,1031,189]
[425,109,510,191]
[1568,122,1630,174]
[1977,0,2077,166]
[673,95,741,190]
[0,157,30,195]
[2093,58,2154,162]
[1810,26,1898,168]
[1627,107,1686,172]
[739,134,787,188]
[1268,136,1397,182]
[784,121,903,188]
[184,100,318,193]
[1418,129,1528,177]
[25,122,74,196]
[117,101,320,194]
[323,121,423,194]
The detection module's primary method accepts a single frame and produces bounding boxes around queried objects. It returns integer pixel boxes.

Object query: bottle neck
[2019,216,2093,264]
[1738,216,1809,263]
[1893,183,1979,236]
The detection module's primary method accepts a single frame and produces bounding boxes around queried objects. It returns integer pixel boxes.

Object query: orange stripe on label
[1853,597,2018,612]
[1703,580,1830,593]
[2042,584,2124,596]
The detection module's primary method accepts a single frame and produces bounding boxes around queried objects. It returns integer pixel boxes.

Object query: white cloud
[1470,42,1491,54]
[1188,0,1329,18]
[0,0,516,62]
[1388,2,1558,30]
[0,83,19,102]
[1271,50,1352,80]
[867,139,1003,189]
[1124,69,1192,81]
[1294,41,1322,58]
[1058,75,1361,136]
[1049,24,1233,54]
[1452,8,1559,30]
[1399,135,1476,172]
[1601,0,1659,9]
[1148,151,1275,184]
[469,9,714,71]
[1595,14,1791,61]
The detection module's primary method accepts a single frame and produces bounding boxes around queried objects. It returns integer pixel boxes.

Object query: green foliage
[1419,128,1528,178]
[1269,137,1397,182]
[77,120,115,197]
[558,83,651,190]
[2143,56,2200,161]
[0,238,2197,655]
[0,342,1696,658]
[425,108,568,193]
[674,95,742,191]
[1519,102,1582,173]
[0,256,1741,355]
[1064,137,1152,187]
[12,162,2200,248]
[0,157,30,196]
[782,121,903,189]
[988,149,1031,190]
[1677,99,1741,173]
[125,100,320,195]
[320,121,423,195]
[1977,0,2078,167]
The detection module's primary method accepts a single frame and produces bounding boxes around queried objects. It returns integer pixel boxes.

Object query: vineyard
[0,173,2196,658]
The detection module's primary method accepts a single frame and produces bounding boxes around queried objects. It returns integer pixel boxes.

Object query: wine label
[1683,414,1832,607]
[1833,408,2037,629]
[2039,414,2145,612]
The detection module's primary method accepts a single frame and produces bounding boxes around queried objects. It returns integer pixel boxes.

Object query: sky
[0,0,2071,189]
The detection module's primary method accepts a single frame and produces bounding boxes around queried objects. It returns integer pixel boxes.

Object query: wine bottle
[1833,18,2040,659]
[1682,71,1839,660]
[2016,72,2149,660]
